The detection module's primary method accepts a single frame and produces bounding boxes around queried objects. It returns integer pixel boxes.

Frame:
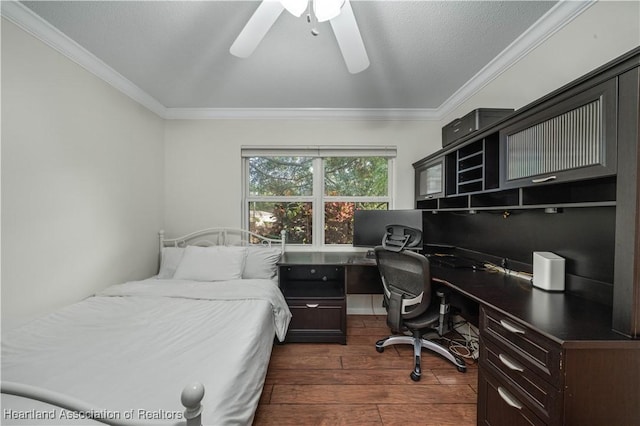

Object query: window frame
[242,146,396,249]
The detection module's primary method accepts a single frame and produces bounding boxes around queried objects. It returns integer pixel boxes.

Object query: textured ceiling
[18,0,560,113]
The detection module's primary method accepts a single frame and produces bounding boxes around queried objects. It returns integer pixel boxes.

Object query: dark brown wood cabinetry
[415,157,445,201]
[479,307,561,425]
[447,133,500,196]
[277,252,385,344]
[429,263,640,426]
[478,367,546,426]
[612,64,640,339]
[414,47,640,425]
[478,306,640,426]
[500,78,618,189]
[279,262,347,344]
[414,47,640,338]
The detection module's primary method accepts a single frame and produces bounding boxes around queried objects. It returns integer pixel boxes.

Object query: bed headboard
[159,228,286,253]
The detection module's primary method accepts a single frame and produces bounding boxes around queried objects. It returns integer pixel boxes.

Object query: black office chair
[374,225,466,381]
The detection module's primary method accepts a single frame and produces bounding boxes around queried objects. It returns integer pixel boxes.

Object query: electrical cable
[435,319,480,360]
[483,262,533,282]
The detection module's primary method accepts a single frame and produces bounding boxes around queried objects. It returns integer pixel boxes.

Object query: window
[243,147,395,247]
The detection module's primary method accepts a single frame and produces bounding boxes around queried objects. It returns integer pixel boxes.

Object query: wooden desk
[429,265,639,426]
[431,265,621,341]
[280,251,639,424]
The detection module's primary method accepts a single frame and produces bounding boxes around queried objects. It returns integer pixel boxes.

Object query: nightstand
[278,253,347,344]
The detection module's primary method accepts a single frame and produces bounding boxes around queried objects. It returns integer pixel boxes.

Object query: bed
[1,228,291,426]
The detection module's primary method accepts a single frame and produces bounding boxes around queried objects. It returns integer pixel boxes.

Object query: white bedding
[2,278,292,426]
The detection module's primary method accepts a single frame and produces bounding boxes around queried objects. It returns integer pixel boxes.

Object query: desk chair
[374,225,466,381]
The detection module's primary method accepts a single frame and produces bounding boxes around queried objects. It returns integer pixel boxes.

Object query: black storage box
[442,108,514,147]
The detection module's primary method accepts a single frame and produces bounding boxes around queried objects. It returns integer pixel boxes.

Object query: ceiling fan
[230,0,370,74]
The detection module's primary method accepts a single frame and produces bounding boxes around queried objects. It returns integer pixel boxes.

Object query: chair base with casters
[375,291,467,381]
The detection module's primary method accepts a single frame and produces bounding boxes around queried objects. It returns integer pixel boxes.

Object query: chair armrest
[386,291,403,333]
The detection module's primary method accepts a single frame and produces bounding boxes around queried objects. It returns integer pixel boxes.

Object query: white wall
[440,0,640,126]
[1,19,165,327]
[163,119,440,237]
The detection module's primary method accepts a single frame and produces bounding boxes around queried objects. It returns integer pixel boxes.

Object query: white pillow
[157,247,185,279]
[173,246,247,282]
[243,247,282,279]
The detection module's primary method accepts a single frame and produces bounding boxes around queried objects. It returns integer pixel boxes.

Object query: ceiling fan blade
[230,0,285,58]
[329,0,370,74]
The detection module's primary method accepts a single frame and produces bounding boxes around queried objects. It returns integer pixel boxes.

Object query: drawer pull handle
[532,175,557,184]
[306,303,319,308]
[500,319,526,335]
[497,387,523,410]
[499,353,525,372]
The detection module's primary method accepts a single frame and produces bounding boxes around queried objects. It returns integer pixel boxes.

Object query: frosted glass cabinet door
[416,158,444,200]
[500,78,617,189]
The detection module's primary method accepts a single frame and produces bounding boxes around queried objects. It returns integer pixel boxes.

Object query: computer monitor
[352,209,423,248]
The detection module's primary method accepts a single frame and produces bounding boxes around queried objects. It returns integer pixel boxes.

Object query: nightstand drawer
[481,338,561,423]
[285,299,346,344]
[288,299,345,331]
[481,306,562,387]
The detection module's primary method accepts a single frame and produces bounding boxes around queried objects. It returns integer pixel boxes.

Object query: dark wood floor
[254,315,478,425]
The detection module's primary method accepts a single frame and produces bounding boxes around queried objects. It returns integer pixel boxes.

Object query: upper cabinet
[415,157,445,201]
[413,48,637,212]
[500,79,618,189]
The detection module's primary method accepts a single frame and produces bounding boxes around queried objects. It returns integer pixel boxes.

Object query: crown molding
[1,1,168,118]
[437,0,596,119]
[163,107,440,120]
[2,0,594,121]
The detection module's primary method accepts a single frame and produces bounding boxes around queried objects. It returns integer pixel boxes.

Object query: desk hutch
[413,47,640,426]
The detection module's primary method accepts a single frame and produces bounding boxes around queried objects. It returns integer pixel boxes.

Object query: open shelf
[419,177,617,212]
[444,132,500,198]
[471,189,520,208]
[439,195,469,209]
[281,281,345,299]
[416,199,438,210]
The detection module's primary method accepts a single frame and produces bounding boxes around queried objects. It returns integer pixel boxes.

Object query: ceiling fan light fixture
[231,0,368,74]
[280,0,307,17]
[313,0,345,22]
